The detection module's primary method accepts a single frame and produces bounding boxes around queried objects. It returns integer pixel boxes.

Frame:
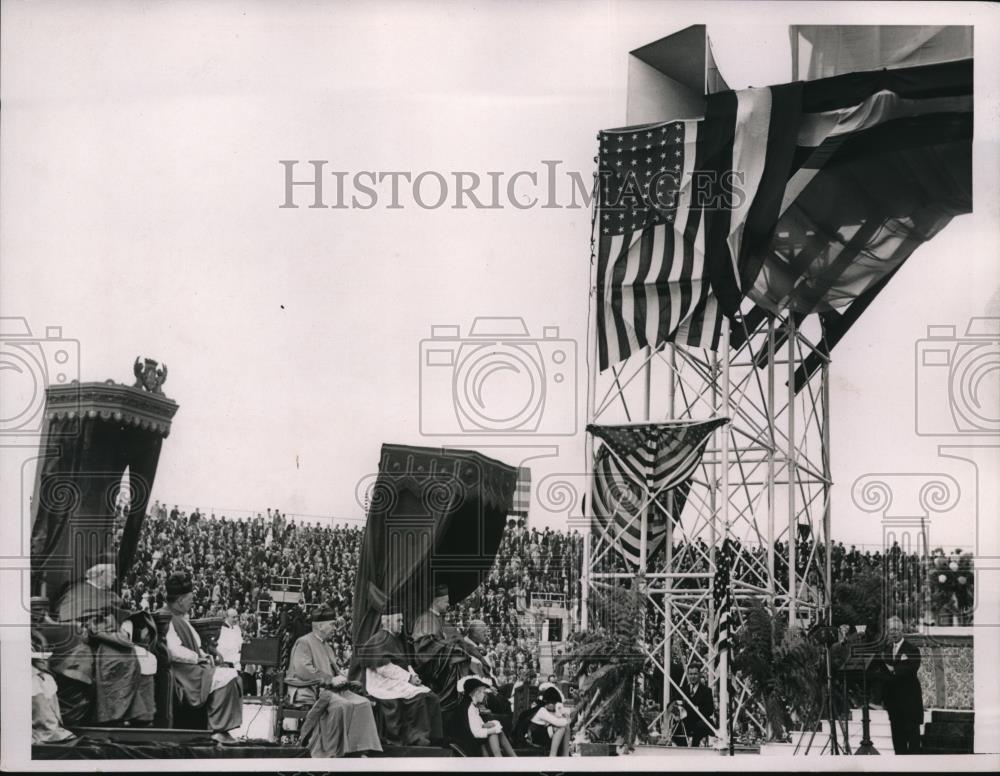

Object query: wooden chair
[239,636,310,742]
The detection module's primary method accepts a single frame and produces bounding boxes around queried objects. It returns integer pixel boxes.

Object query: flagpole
[717,320,731,753]
[787,316,798,628]
[581,169,601,633]
[663,344,676,733]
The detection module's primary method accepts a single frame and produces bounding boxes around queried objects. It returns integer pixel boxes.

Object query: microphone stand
[855,660,878,755]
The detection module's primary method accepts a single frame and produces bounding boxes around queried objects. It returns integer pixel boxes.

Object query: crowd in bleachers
[118,504,973,682]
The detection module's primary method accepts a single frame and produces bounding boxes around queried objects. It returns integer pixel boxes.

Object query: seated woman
[453,676,517,757]
[517,686,570,756]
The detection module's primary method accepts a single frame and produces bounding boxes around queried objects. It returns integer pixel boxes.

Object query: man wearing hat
[52,551,155,726]
[356,602,443,747]
[286,607,382,757]
[161,572,243,744]
[411,583,474,712]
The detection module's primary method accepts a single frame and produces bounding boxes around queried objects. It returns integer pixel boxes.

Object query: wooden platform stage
[32,726,455,760]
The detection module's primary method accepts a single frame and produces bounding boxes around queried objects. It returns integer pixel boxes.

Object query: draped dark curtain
[30,414,167,606]
[350,444,517,677]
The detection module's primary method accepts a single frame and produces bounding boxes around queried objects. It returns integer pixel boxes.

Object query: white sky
[1,0,998,556]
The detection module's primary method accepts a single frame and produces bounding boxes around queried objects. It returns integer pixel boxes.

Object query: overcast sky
[2,1,998,554]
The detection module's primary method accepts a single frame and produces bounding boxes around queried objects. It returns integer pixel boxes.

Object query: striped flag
[712,537,733,664]
[713,538,734,664]
[595,86,802,371]
[596,58,971,374]
[750,58,972,337]
[508,466,531,523]
[588,418,726,568]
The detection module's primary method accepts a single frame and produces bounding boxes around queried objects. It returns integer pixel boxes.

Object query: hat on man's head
[458,675,490,695]
[311,607,338,624]
[165,572,193,597]
[433,583,449,600]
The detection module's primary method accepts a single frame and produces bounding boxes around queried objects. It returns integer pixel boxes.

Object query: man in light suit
[879,616,923,754]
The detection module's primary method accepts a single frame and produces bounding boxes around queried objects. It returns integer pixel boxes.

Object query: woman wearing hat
[453,675,517,757]
[516,686,570,756]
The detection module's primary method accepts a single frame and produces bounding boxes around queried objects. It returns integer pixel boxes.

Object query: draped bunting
[29,382,177,604]
[349,444,517,680]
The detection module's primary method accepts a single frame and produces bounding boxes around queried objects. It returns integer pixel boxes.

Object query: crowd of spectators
[118,504,974,687]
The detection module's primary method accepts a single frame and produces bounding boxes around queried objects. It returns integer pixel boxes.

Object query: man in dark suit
[680,667,715,747]
[880,616,923,754]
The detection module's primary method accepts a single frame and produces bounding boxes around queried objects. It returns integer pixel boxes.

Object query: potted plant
[556,584,647,755]
[731,599,825,748]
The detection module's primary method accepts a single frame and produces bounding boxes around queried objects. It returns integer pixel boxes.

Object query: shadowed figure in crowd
[356,602,443,747]
[160,572,243,744]
[285,607,382,757]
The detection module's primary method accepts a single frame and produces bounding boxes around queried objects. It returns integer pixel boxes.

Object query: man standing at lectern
[880,616,923,754]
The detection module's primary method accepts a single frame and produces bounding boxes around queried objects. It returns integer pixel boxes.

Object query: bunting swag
[588,418,727,568]
[748,58,972,318]
[594,58,972,372]
[349,444,516,680]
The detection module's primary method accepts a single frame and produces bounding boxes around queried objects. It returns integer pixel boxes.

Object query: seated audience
[286,607,382,757]
[356,603,443,747]
[516,685,569,756]
[31,631,76,745]
[53,553,155,726]
[160,572,243,743]
[411,584,474,712]
[453,676,517,757]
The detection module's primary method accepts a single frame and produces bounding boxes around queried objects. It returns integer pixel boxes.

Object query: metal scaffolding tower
[581,300,833,747]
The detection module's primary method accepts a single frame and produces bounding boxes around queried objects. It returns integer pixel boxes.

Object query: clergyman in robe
[463,619,511,718]
[286,607,382,757]
[357,604,443,747]
[160,572,243,744]
[411,583,473,712]
[52,554,155,726]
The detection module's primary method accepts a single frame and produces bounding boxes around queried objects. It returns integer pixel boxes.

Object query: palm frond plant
[731,599,825,742]
[555,583,648,753]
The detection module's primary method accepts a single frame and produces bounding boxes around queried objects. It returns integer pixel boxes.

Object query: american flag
[596,121,726,370]
[713,537,735,664]
[588,419,726,568]
[595,83,807,372]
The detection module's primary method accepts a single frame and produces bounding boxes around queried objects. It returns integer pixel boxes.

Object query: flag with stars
[713,537,735,665]
[595,84,804,371]
[588,418,727,568]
